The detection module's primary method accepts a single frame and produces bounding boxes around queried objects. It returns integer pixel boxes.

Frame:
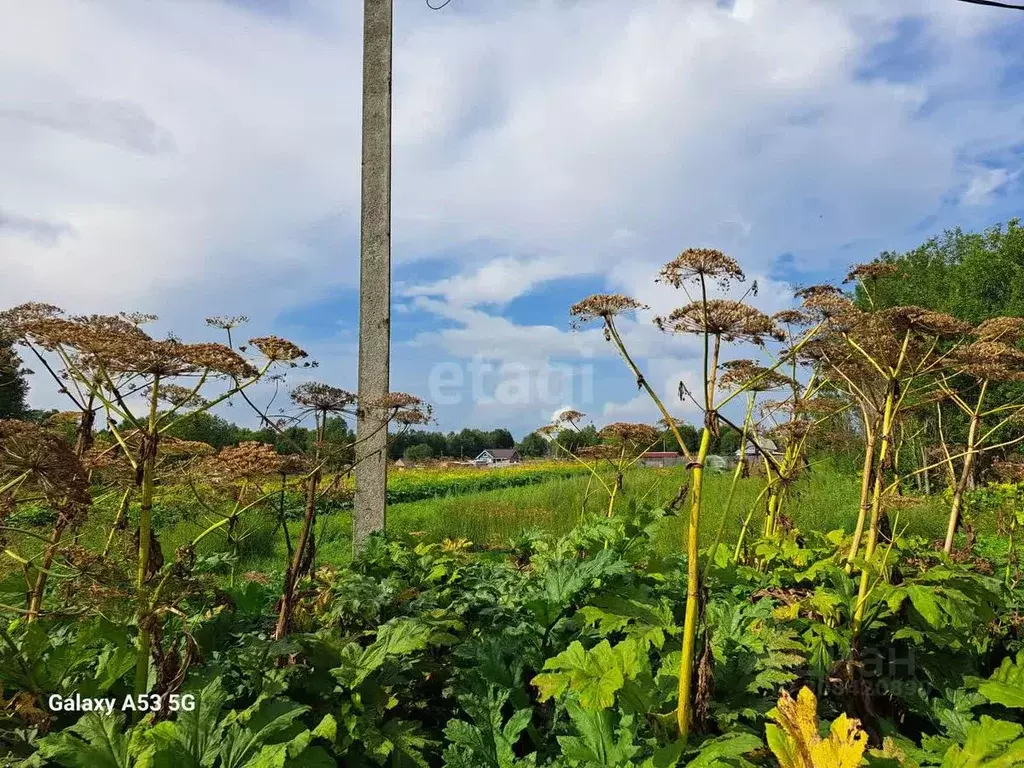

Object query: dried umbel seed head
[718,359,794,392]
[206,315,250,331]
[292,382,357,412]
[0,419,90,523]
[182,342,259,378]
[394,406,433,426]
[598,422,660,447]
[0,302,64,337]
[976,317,1024,345]
[120,312,158,326]
[160,438,217,458]
[772,309,814,328]
[656,300,782,344]
[206,442,284,479]
[768,419,810,445]
[951,341,1024,381]
[797,285,857,323]
[155,384,207,409]
[882,306,971,339]
[569,294,648,328]
[248,336,308,363]
[535,424,559,438]
[578,444,620,460]
[554,409,586,425]
[843,261,899,284]
[368,392,422,410]
[657,248,745,289]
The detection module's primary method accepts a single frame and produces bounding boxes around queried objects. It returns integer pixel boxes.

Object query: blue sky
[2,0,1024,438]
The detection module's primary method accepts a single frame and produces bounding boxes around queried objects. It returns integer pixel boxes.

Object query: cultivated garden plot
[4,246,1024,766]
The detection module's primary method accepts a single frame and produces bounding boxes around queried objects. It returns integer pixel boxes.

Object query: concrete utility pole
[354,0,393,550]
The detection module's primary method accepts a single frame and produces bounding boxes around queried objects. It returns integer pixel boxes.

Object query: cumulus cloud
[2,0,1023,431]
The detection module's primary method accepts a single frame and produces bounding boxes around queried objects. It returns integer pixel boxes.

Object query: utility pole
[354,0,393,550]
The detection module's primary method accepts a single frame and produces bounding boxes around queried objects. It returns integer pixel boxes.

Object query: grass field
[2,461,954,582]
[151,461,952,575]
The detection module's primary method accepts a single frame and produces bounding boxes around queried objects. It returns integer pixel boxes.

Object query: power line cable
[954,0,1024,10]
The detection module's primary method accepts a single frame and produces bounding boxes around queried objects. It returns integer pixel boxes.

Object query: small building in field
[474,448,522,467]
[737,434,782,462]
[640,451,685,468]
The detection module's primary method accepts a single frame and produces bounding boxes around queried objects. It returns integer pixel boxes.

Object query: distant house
[736,435,783,476]
[474,448,522,467]
[640,451,685,468]
[737,434,781,461]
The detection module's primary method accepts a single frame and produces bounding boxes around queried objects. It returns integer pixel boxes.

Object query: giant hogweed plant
[570,248,822,741]
[536,412,663,520]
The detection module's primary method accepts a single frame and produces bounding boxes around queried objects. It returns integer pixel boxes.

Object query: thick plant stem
[845,421,877,573]
[275,469,319,639]
[677,426,711,741]
[26,398,95,621]
[944,384,986,553]
[26,521,66,621]
[133,377,162,703]
[275,415,325,639]
[853,386,896,634]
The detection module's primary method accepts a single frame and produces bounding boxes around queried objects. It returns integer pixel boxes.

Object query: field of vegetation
[5,231,1024,766]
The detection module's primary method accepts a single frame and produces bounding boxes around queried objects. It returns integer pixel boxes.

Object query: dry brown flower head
[883,306,971,339]
[843,262,899,284]
[555,409,586,426]
[120,312,159,326]
[369,392,422,410]
[248,336,308,363]
[160,438,217,458]
[155,384,208,409]
[0,419,90,523]
[206,315,250,331]
[291,382,357,412]
[976,317,1024,345]
[598,422,660,447]
[569,294,647,328]
[656,300,782,343]
[206,442,285,479]
[951,341,1024,381]
[394,406,433,426]
[657,248,745,289]
[181,342,259,378]
[772,309,814,328]
[718,359,794,392]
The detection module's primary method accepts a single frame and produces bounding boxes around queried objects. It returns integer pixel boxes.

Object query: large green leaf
[940,716,1024,767]
[532,639,642,710]
[36,712,136,768]
[971,653,1024,710]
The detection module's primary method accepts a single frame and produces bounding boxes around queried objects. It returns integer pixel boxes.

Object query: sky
[2,0,1024,438]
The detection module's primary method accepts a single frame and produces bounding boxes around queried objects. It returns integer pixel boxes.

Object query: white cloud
[2,0,1023,431]
[961,167,1014,207]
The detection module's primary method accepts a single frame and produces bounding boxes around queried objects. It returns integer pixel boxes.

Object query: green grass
[3,463,954,582]
[160,462,951,574]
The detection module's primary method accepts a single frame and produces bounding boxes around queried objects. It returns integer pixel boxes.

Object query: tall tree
[354,0,394,550]
[0,338,28,419]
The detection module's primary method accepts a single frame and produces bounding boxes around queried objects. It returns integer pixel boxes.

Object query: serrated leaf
[940,716,1024,767]
[767,687,867,768]
[532,639,641,710]
[972,653,1024,710]
[36,712,135,768]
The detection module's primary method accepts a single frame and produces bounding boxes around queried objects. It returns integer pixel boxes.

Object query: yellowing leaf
[767,687,867,768]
